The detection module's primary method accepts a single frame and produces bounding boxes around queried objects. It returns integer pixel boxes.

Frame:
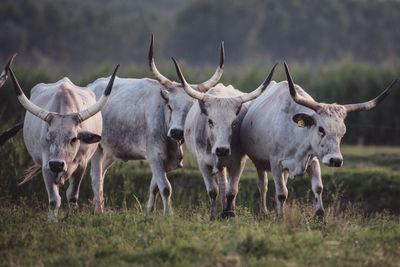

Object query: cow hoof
[146,208,155,216]
[93,207,104,215]
[315,209,325,221]
[93,202,104,215]
[221,210,235,219]
[67,204,79,217]
[48,209,58,222]
[259,211,269,219]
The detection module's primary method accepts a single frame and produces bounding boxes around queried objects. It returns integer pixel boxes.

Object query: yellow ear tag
[298,120,305,128]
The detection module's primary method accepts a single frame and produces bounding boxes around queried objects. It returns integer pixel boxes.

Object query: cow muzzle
[322,154,343,167]
[49,160,65,173]
[329,158,343,167]
[215,146,230,157]
[168,128,184,142]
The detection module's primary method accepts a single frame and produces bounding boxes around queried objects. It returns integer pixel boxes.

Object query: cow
[5,58,119,221]
[240,62,397,219]
[87,35,224,215]
[172,57,277,220]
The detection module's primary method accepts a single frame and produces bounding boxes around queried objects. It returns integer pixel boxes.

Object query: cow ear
[198,100,208,116]
[46,114,54,125]
[235,104,242,115]
[77,131,101,144]
[160,89,169,102]
[292,113,315,128]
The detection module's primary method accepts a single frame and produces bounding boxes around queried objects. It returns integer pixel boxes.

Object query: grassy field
[1,203,400,266]
[1,144,400,266]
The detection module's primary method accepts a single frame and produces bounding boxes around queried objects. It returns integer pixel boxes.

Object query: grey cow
[240,63,397,219]
[88,36,224,215]
[173,58,276,220]
[6,58,118,221]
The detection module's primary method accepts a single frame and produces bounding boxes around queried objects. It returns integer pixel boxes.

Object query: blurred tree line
[0,0,400,145]
[0,0,399,67]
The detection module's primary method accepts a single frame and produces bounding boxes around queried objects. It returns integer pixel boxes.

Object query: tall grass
[1,200,399,266]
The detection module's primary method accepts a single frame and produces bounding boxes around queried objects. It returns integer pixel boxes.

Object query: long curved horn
[148,34,173,88]
[240,63,277,103]
[0,122,23,146]
[172,57,205,101]
[0,54,17,88]
[284,62,320,112]
[78,64,119,122]
[7,67,51,122]
[192,42,225,92]
[343,79,398,113]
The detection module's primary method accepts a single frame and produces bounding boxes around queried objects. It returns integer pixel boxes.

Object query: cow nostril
[170,128,184,140]
[329,158,343,167]
[49,161,64,173]
[215,147,230,157]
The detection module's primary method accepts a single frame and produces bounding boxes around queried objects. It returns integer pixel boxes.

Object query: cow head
[7,61,119,182]
[41,113,102,175]
[285,62,397,167]
[174,57,276,157]
[149,35,224,143]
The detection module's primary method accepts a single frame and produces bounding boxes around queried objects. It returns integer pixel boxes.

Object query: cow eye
[70,137,78,144]
[46,132,54,142]
[167,104,172,111]
[208,119,214,128]
[232,120,238,128]
[318,127,326,137]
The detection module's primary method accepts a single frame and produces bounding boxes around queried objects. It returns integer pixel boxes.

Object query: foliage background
[1,0,399,67]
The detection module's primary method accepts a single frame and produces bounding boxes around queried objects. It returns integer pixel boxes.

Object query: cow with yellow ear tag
[240,62,397,219]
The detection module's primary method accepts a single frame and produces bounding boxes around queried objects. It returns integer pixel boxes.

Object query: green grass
[1,144,400,266]
[1,202,399,266]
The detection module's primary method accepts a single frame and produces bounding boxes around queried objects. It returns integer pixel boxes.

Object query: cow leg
[66,163,86,216]
[147,177,159,215]
[271,164,288,218]
[223,155,247,218]
[253,160,269,216]
[90,147,104,214]
[43,169,61,222]
[306,157,325,220]
[98,153,116,210]
[199,163,219,220]
[217,168,227,212]
[91,147,115,214]
[147,157,171,216]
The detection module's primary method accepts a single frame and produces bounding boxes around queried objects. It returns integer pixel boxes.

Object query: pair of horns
[7,56,119,122]
[149,34,224,92]
[172,57,277,103]
[284,62,398,113]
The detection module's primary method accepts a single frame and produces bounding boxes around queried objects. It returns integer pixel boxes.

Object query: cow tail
[0,122,23,146]
[19,163,41,186]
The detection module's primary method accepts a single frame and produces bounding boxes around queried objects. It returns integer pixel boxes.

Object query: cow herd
[1,36,397,221]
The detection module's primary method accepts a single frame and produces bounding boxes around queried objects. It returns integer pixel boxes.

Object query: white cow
[173,58,276,219]
[88,36,224,215]
[240,63,397,219]
[6,58,119,221]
